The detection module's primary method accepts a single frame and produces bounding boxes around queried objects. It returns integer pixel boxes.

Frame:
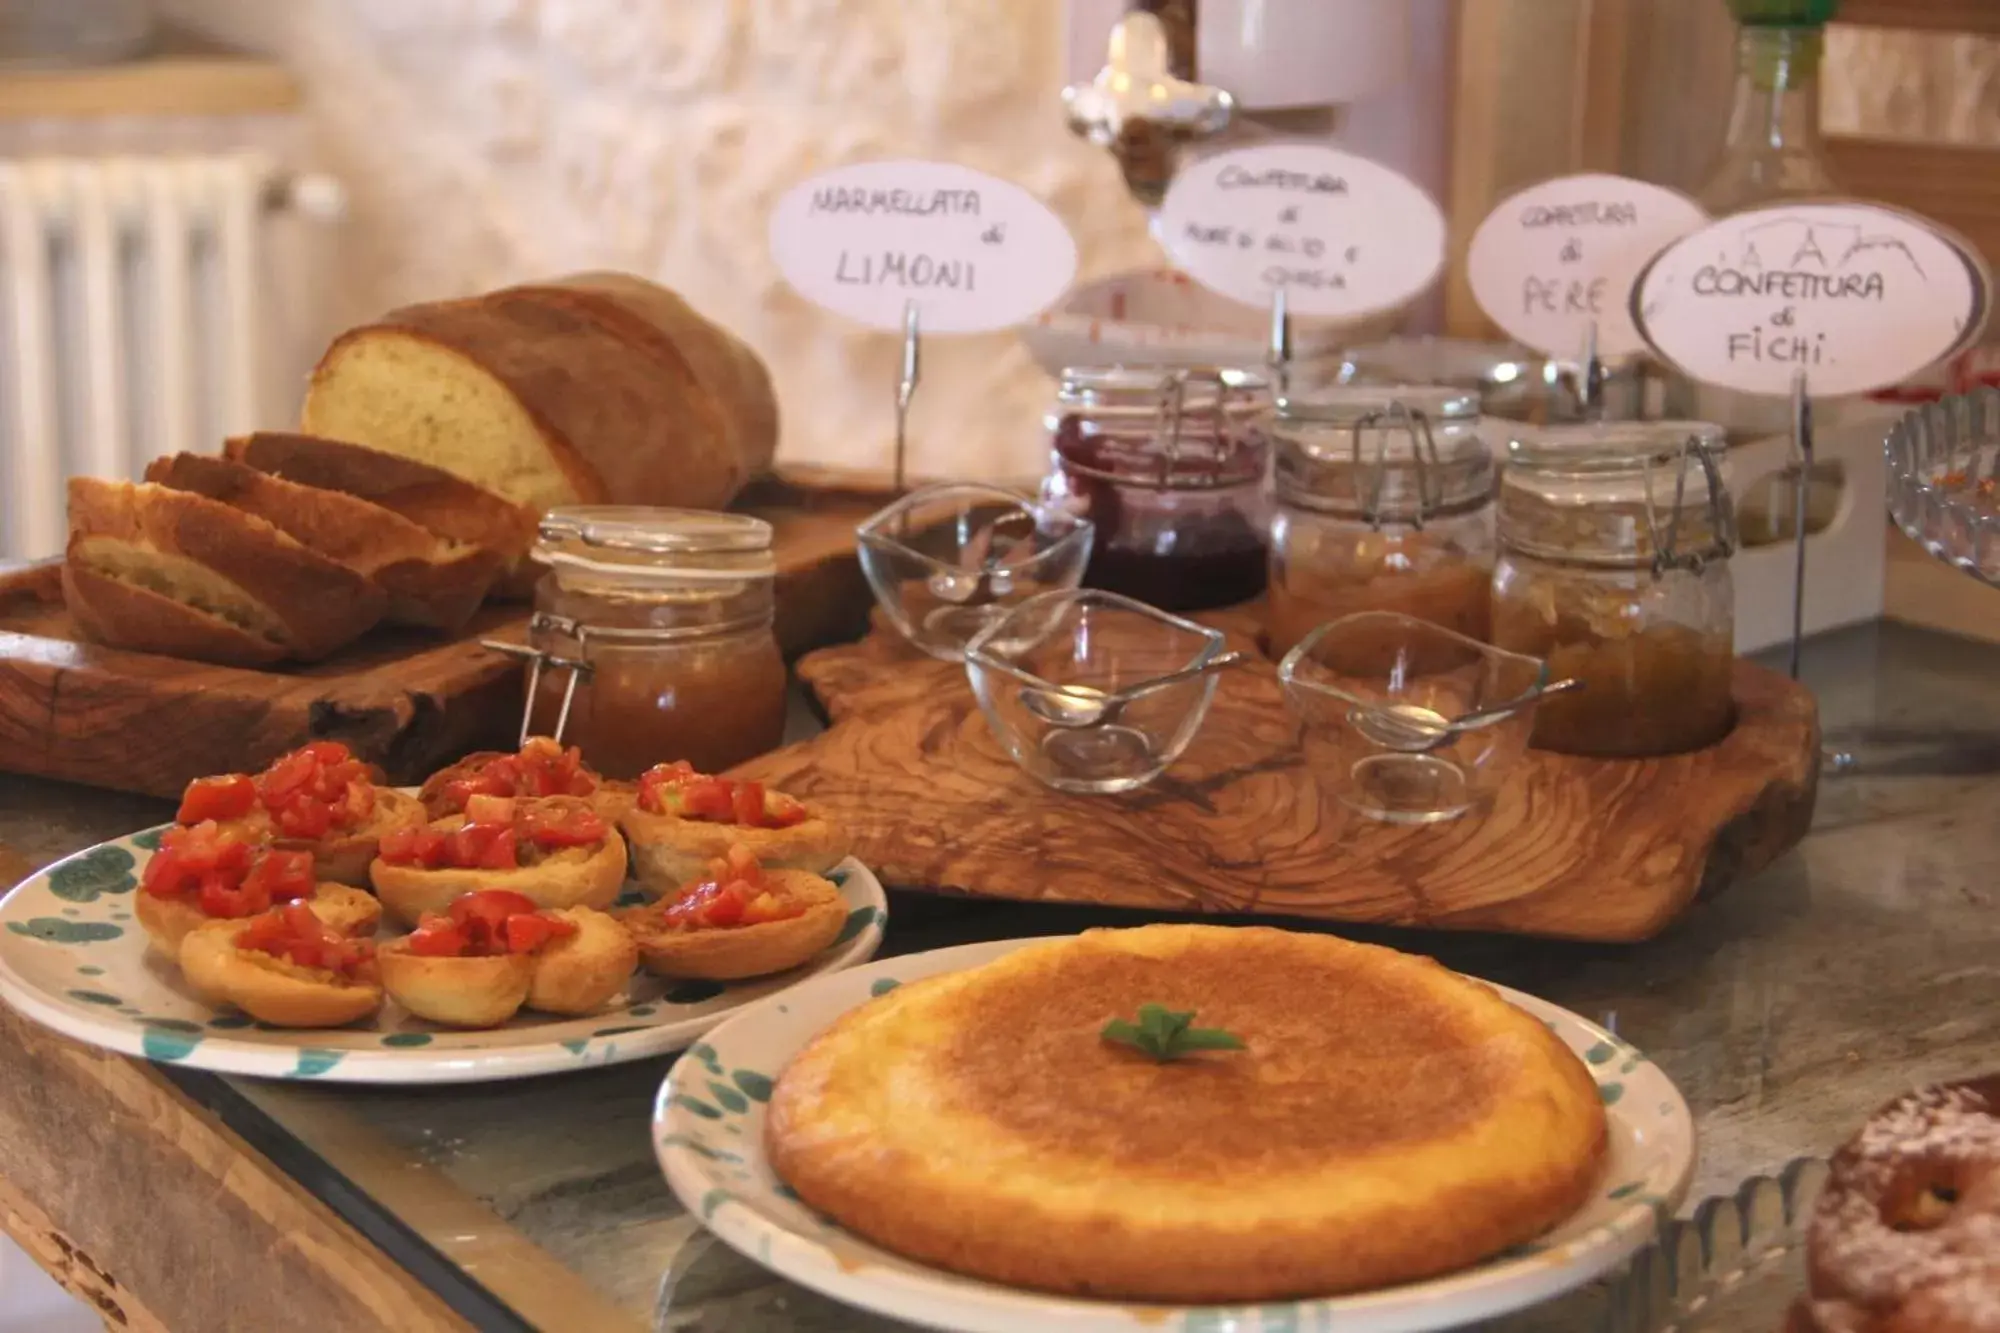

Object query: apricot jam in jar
[528,508,786,779]
[1041,366,1272,613]
[1491,422,1738,758]
[1265,385,1498,659]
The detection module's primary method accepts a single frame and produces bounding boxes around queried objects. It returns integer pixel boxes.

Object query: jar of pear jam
[1490,422,1738,758]
[1265,385,1498,659]
[527,508,786,779]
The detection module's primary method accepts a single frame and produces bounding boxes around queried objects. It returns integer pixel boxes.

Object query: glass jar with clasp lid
[1490,422,1738,758]
[1040,365,1272,613]
[1264,385,1498,660]
[522,507,786,780]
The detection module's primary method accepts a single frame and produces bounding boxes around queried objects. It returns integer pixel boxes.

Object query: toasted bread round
[621,803,846,898]
[526,907,638,1015]
[136,881,381,957]
[622,870,845,981]
[767,924,1608,1304]
[377,943,534,1027]
[179,919,382,1028]
[369,819,627,927]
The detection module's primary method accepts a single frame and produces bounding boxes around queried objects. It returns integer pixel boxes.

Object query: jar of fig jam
[528,508,786,779]
[1040,366,1271,612]
[1491,422,1738,758]
[1266,385,1498,659]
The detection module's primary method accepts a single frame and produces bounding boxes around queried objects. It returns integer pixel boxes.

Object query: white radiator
[0,153,344,560]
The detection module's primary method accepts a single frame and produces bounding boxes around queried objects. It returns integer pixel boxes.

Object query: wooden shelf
[0,31,297,120]
[1825,135,2000,265]
[1835,0,2000,37]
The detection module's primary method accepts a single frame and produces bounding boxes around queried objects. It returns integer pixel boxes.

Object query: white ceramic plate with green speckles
[0,825,888,1085]
[653,937,1695,1333]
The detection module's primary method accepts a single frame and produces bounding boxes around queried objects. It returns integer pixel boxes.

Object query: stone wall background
[155,0,2000,480]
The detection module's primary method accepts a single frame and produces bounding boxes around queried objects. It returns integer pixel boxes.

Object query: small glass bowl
[856,483,1095,661]
[964,589,1228,794]
[1277,611,1550,824]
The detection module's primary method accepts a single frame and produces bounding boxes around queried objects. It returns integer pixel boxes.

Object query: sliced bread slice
[221,431,540,599]
[144,452,502,630]
[66,477,385,663]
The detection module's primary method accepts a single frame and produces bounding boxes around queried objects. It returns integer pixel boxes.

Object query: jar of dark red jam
[1040,366,1271,612]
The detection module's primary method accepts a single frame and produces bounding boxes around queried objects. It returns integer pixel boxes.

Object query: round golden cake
[765,924,1608,1304]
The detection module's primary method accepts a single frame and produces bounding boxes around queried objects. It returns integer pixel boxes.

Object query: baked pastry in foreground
[1789,1075,2000,1333]
[766,924,1607,1304]
[418,737,628,821]
[369,794,626,925]
[136,822,379,955]
[619,762,845,896]
[174,741,426,886]
[179,904,382,1028]
[620,845,846,981]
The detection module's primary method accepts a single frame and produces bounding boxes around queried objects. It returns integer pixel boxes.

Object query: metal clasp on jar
[1643,433,1738,579]
[482,612,597,746]
[1347,400,1444,533]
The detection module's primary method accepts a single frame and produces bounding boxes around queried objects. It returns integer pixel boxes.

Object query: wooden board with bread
[0,272,887,799]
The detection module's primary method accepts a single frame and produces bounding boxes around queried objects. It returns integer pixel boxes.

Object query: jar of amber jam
[1265,385,1498,659]
[528,508,786,780]
[1040,366,1271,612]
[1490,422,1738,758]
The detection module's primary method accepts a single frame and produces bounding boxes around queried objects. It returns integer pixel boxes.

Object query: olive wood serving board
[0,474,887,801]
[738,608,1821,943]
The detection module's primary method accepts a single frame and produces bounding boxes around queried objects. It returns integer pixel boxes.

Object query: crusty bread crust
[526,907,638,1015]
[179,919,382,1028]
[368,820,628,926]
[66,477,385,661]
[377,944,533,1027]
[622,869,845,980]
[304,275,773,514]
[62,559,287,668]
[223,431,540,598]
[620,804,846,898]
[145,452,501,630]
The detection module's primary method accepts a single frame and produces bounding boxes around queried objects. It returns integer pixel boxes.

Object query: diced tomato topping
[661,845,807,930]
[176,774,257,824]
[405,914,469,958]
[378,798,603,871]
[441,739,597,814]
[244,741,376,842]
[503,912,575,954]
[636,764,808,829]
[462,793,516,826]
[143,822,311,921]
[403,892,572,958]
[444,822,518,871]
[516,802,606,849]
[238,901,372,976]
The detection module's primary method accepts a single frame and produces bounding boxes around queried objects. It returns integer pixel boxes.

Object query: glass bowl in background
[964,589,1232,794]
[1886,389,2000,587]
[856,483,1094,661]
[1278,611,1554,824]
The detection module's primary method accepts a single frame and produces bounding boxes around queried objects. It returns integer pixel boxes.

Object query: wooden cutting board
[0,476,887,800]
[739,608,1821,943]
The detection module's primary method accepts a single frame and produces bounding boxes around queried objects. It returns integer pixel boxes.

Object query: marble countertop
[4,619,1999,1332]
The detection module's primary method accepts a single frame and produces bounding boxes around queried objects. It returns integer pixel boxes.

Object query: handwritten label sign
[1632,202,1991,398]
[1468,173,1707,358]
[1155,144,1446,319]
[767,159,1078,334]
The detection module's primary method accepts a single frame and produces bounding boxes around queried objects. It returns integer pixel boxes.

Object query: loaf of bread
[222,431,542,601]
[64,478,386,665]
[143,452,503,631]
[299,272,779,514]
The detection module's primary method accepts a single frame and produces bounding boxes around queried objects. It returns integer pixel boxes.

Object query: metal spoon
[1019,651,1249,730]
[1350,677,1584,754]
[928,509,1040,607]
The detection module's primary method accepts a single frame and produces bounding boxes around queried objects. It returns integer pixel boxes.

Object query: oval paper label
[1156,143,1446,319]
[1632,202,1991,398]
[1468,173,1708,359]
[767,159,1079,334]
